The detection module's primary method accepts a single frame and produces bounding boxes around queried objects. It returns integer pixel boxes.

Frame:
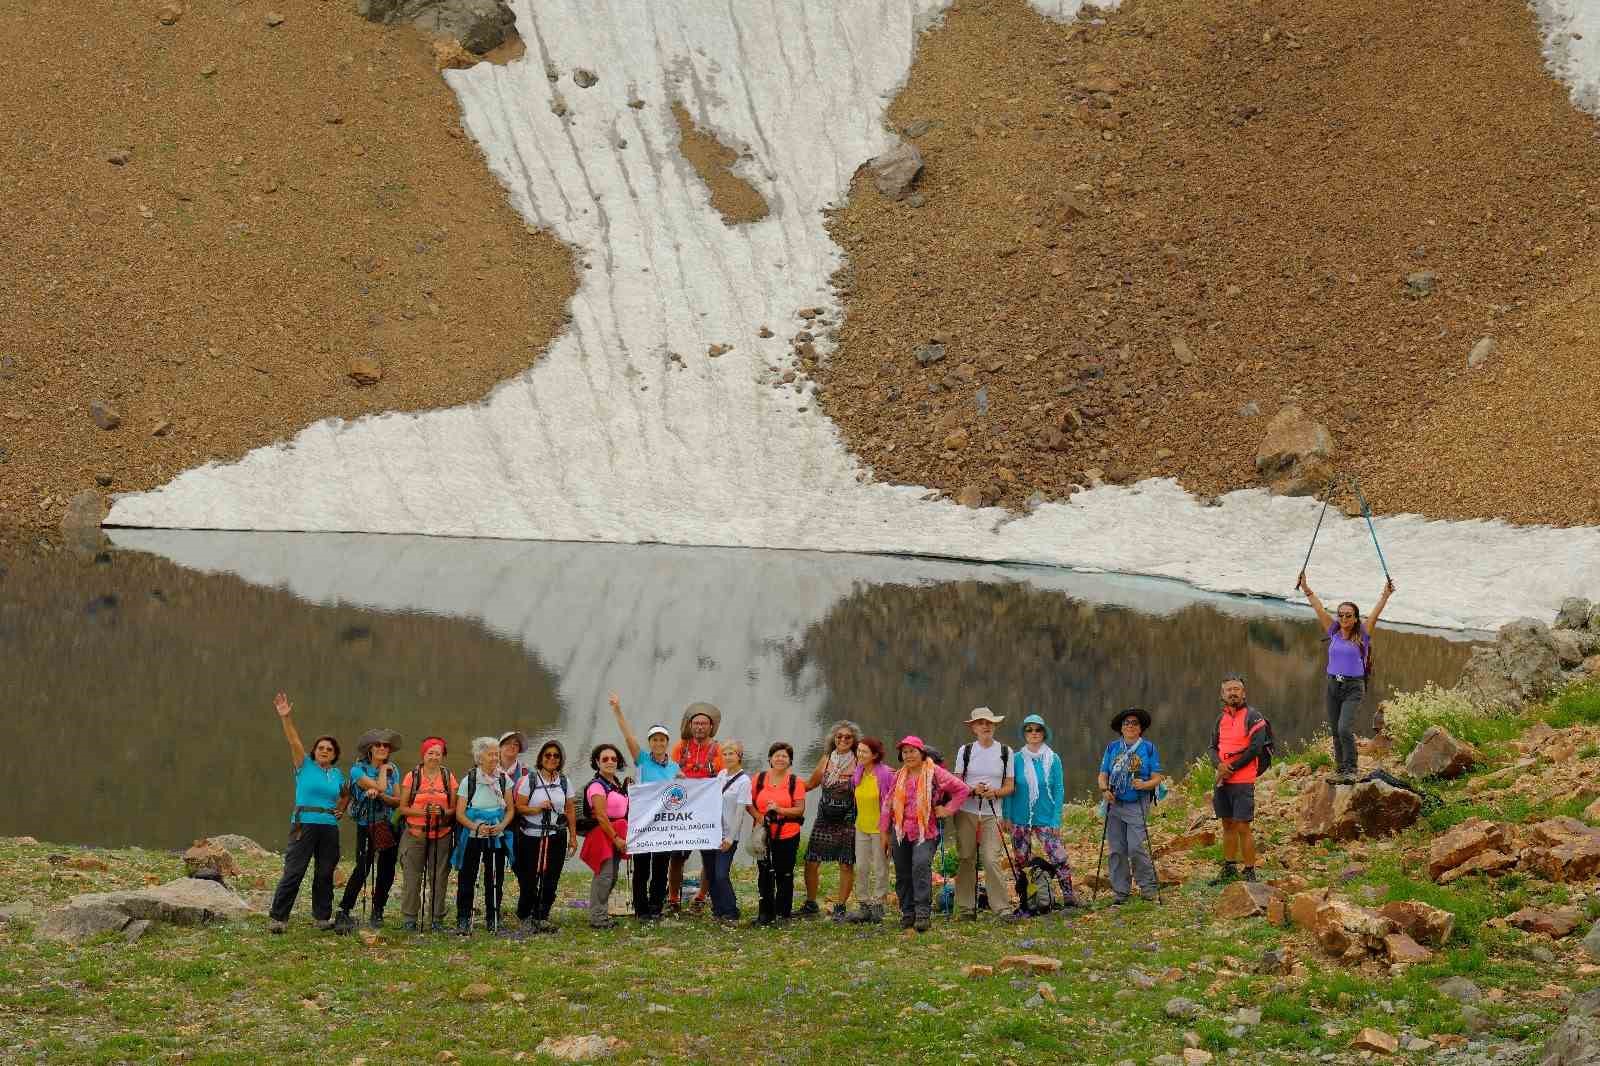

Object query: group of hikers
[265,567,1393,936]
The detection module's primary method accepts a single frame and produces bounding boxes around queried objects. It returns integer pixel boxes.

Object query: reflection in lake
[1,533,1477,850]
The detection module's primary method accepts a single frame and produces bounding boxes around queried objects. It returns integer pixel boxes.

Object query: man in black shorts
[1209,674,1268,884]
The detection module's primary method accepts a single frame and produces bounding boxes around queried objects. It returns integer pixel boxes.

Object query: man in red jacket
[1210,674,1269,885]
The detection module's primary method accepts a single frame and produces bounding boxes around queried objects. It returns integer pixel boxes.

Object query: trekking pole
[1090,802,1109,905]
[1137,792,1160,904]
[1349,478,1392,582]
[419,808,433,934]
[1295,479,1337,592]
[984,797,1021,913]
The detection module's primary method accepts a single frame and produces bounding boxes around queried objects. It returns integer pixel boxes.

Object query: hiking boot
[750,914,776,928]
[268,919,287,935]
[401,918,418,933]
[666,899,681,917]
[429,920,445,933]
[1330,772,1354,785]
[332,910,356,935]
[538,919,558,934]
[871,903,886,923]
[315,917,336,931]
[1242,867,1258,883]
[1207,862,1239,886]
[900,913,916,930]
[589,916,617,930]
[796,900,821,918]
[845,903,874,924]
[367,912,384,930]
[914,915,931,933]
[455,918,471,937]
[1003,907,1031,921]
[830,903,849,921]
[519,916,539,936]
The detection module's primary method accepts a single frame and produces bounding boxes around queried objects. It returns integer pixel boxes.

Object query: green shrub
[1383,683,1520,753]
[1548,680,1600,728]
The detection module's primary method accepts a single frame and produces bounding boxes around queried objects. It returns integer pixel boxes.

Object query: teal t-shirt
[349,760,397,826]
[637,753,680,783]
[293,756,344,826]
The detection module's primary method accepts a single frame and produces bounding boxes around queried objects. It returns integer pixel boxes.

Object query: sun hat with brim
[497,731,526,753]
[646,725,672,740]
[679,702,722,739]
[965,706,1005,725]
[356,728,402,760]
[1109,708,1153,733]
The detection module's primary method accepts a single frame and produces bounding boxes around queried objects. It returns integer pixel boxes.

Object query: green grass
[1547,680,1600,728]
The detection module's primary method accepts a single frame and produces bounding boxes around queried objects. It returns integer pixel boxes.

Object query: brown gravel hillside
[820,0,1600,525]
[0,0,575,535]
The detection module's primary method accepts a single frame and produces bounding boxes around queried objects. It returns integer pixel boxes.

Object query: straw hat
[679,702,722,739]
[964,706,1005,725]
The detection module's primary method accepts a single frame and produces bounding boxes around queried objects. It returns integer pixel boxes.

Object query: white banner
[625,777,723,854]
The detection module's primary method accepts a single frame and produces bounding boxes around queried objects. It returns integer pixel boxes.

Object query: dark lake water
[1,532,1478,851]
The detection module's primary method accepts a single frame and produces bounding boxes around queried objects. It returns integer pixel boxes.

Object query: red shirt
[751,772,806,840]
[1216,705,1264,785]
[672,738,724,779]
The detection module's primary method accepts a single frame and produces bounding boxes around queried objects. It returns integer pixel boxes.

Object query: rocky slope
[819,0,1600,525]
[0,0,575,536]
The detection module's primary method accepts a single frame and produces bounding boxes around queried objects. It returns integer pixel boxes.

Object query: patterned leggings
[1010,825,1077,902]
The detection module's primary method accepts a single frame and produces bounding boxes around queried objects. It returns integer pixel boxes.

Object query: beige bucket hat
[964,706,1005,725]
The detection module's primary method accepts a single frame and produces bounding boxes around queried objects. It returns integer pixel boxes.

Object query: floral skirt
[804,811,856,865]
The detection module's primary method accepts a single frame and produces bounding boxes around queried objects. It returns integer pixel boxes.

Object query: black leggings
[757,834,800,919]
[1326,675,1366,775]
[270,823,340,922]
[513,829,568,921]
[456,838,507,924]
[632,851,670,918]
[338,826,398,916]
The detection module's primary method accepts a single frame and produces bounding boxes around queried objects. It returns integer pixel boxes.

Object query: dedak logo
[661,785,689,813]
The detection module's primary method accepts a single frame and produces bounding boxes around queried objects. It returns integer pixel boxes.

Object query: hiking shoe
[666,900,681,917]
[455,919,471,937]
[845,904,873,924]
[900,914,916,930]
[688,897,707,916]
[589,916,617,930]
[796,900,821,918]
[332,911,356,935]
[1207,863,1239,886]
[830,903,849,921]
[367,913,384,930]
[871,904,886,923]
[401,918,419,932]
[429,920,445,933]
[1242,867,1258,883]
[314,918,336,931]
[268,919,287,935]
[914,916,931,933]
[750,914,776,928]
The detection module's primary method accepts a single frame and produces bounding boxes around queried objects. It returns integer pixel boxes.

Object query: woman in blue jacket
[1001,714,1078,914]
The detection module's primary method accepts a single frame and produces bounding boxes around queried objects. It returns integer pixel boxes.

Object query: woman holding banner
[609,694,680,922]
[748,742,806,926]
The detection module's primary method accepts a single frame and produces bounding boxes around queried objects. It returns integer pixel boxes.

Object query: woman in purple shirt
[1298,573,1394,783]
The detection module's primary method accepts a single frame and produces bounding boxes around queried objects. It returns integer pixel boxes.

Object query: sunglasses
[598,755,617,763]
[1024,725,1045,732]
[542,752,561,760]
[371,742,392,749]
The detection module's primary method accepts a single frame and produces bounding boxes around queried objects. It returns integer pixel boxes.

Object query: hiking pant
[1327,675,1366,776]
[702,846,739,919]
[1010,824,1077,905]
[589,854,621,925]
[338,825,398,917]
[398,830,452,924]
[757,834,800,920]
[1107,797,1157,900]
[270,823,340,922]
[632,851,670,918]
[954,810,1009,913]
[513,829,568,922]
[456,838,507,925]
[854,829,889,902]
[891,836,937,920]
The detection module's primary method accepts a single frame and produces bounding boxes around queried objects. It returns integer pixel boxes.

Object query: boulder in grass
[997,954,1062,974]
[38,877,253,942]
[1541,987,1600,1066]
[1438,849,1517,884]
[1215,881,1276,920]
[1455,619,1563,710]
[1404,726,1477,779]
[1383,933,1433,965]
[1426,817,1513,880]
[1378,900,1455,947]
[1520,817,1600,883]
[1351,1028,1398,1055]
[1555,597,1594,630]
[1296,778,1420,842]
[183,842,241,880]
[1508,906,1584,939]
[534,1035,626,1062]
[1313,898,1397,957]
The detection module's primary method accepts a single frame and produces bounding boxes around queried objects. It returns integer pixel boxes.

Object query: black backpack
[1213,710,1276,774]
[755,771,801,825]
[576,774,625,834]
[522,772,571,831]
[957,743,1011,785]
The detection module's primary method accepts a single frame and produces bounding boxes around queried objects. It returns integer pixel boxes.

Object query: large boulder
[1215,881,1277,920]
[38,877,254,943]
[183,842,241,880]
[200,834,270,856]
[1313,898,1398,958]
[1551,630,1596,669]
[1404,726,1477,779]
[1296,778,1420,842]
[867,140,924,201]
[1556,597,1594,630]
[357,0,515,54]
[1509,906,1584,939]
[1520,818,1600,883]
[1379,900,1456,947]
[1455,619,1564,709]
[1254,405,1335,496]
[1427,817,1513,880]
[1542,987,1600,1066]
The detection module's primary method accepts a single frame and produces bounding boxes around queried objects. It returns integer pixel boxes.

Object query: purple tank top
[1326,623,1369,677]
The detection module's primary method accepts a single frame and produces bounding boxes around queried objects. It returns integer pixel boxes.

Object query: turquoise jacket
[1002,715,1065,829]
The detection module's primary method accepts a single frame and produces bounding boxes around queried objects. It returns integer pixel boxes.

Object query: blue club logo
[662,785,689,813]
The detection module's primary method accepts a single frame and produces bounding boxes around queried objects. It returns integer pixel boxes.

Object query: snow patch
[104,0,1600,631]
[1535,0,1600,114]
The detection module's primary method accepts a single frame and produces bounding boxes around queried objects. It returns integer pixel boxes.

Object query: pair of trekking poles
[414,805,504,933]
[1090,783,1160,906]
[1298,475,1392,587]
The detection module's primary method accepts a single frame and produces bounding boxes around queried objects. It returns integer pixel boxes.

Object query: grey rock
[974,387,989,415]
[1542,988,1600,1066]
[1455,618,1564,710]
[1551,630,1591,669]
[1585,919,1600,963]
[1171,335,1196,366]
[89,400,121,430]
[1556,597,1594,630]
[1460,1005,1491,1034]
[1254,404,1335,497]
[902,119,934,138]
[1237,400,1261,417]
[59,489,105,540]
[1438,976,1483,1004]
[1467,336,1497,369]
[1405,725,1477,779]
[1165,996,1201,1020]
[1405,270,1437,297]
[867,140,923,201]
[1590,604,1600,634]
[1530,945,1556,964]
[573,69,597,88]
[202,834,271,856]
[0,900,39,923]
[912,1000,936,1013]
[1229,1025,1247,1038]
[122,919,152,944]
[38,877,254,942]
[914,342,946,367]
[38,901,131,943]
[1237,1007,1262,1025]
[1126,966,1157,990]
[1024,993,1045,1008]
[359,0,515,54]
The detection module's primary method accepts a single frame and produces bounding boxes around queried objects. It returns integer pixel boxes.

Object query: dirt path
[819,0,1600,524]
[0,0,575,534]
